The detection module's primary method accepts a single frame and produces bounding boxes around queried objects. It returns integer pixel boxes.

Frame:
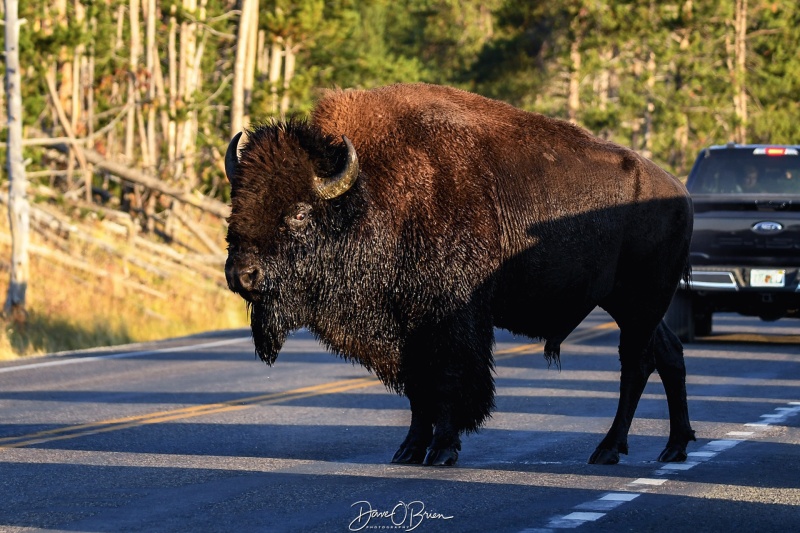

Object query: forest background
[1,0,799,358]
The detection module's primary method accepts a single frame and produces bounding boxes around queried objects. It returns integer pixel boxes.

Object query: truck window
[689,151,800,195]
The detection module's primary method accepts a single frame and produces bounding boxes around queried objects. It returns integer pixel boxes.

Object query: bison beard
[223,83,696,467]
[249,302,287,366]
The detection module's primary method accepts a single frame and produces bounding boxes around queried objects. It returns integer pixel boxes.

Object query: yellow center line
[0,377,379,449]
[494,321,617,360]
[1,321,618,450]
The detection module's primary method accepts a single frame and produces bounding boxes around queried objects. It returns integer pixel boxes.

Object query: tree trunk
[45,70,92,202]
[107,3,126,160]
[71,1,86,140]
[642,51,656,159]
[257,29,268,80]
[231,0,258,134]
[269,39,282,115]
[188,0,208,189]
[733,0,748,143]
[167,4,178,174]
[280,38,295,118]
[567,32,582,124]
[144,0,157,171]
[126,0,141,163]
[595,48,611,113]
[177,0,199,188]
[243,0,258,125]
[4,0,30,321]
[55,0,72,118]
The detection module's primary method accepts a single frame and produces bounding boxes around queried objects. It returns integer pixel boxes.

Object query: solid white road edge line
[0,337,251,374]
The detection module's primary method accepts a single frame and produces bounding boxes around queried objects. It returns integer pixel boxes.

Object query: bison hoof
[588,447,620,465]
[657,446,688,463]
[422,447,459,467]
[391,445,427,465]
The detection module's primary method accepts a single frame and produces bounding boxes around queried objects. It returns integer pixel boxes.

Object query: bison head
[223,123,360,364]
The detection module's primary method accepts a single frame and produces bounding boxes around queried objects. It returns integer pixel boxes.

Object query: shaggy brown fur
[224,83,695,466]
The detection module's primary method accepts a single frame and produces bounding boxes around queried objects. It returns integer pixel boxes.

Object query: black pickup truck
[665,144,800,342]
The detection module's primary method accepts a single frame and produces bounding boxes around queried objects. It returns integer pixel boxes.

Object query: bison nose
[237,265,264,293]
[226,263,265,294]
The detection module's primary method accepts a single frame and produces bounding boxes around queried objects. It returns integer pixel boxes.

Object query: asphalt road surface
[1,311,798,533]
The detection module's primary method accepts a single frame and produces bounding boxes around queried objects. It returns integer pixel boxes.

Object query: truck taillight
[753,147,799,156]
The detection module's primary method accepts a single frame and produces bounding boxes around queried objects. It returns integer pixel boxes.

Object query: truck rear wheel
[665,291,695,343]
[694,311,712,337]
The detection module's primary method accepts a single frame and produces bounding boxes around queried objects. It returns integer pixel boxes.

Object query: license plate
[750,269,786,287]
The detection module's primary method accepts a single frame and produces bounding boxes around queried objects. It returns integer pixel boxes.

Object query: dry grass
[0,205,248,361]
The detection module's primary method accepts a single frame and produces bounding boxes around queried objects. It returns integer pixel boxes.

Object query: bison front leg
[432,343,496,465]
[423,417,462,466]
[393,316,496,467]
[391,393,434,465]
[390,378,465,467]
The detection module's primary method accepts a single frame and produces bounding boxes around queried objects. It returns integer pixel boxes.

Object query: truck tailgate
[691,195,800,267]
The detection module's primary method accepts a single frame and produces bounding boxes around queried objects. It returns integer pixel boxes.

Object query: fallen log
[0,232,167,300]
[78,148,230,219]
[170,207,224,255]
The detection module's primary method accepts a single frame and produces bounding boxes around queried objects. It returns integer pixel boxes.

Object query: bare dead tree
[733,0,748,143]
[567,14,584,125]
[231,0,257,134]
[3,0,31,321]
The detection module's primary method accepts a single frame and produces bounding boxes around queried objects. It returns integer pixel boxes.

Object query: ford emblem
[752,221,784,233]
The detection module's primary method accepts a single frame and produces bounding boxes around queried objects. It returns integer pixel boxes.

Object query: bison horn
[313,135,359,200]
[225,132,244,184]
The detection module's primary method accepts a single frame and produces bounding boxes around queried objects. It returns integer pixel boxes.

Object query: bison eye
[286,203,312,230]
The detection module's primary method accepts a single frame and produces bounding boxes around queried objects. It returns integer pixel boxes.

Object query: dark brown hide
[224,83,694,466]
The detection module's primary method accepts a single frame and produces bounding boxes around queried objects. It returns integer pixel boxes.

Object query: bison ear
[225,132,244,184]
[313,135,359,200]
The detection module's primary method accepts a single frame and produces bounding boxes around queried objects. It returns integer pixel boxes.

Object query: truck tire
[694,311,712,337]
[665,291,695,343]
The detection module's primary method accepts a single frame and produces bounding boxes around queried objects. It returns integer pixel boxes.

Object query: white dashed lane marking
[521,401,800,532]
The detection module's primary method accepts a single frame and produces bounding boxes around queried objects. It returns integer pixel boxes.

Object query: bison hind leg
[654,320,696,462]
[658,443,690,463]
[588,447,623,465]
[588,313,695,465]
[587,311,658,465]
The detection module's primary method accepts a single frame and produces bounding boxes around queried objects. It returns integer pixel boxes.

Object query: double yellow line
[494,321,617,360]
[1,321,617,450]
[0,377,378,450]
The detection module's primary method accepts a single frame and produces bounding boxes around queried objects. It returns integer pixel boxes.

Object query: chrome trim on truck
[680,270,739,291]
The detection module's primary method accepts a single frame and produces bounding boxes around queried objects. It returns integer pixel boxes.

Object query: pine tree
[748,0,800,143]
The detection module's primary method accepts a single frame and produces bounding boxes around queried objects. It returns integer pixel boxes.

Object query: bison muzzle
[224,83,696,467]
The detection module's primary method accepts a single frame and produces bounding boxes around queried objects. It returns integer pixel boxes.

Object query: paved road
[0,311,798,532]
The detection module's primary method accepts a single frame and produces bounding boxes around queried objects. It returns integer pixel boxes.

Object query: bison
[224,83,695,467]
